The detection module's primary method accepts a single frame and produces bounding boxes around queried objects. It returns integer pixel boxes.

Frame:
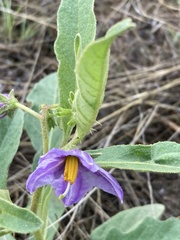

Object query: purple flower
[0,94,9,118]
[26,149,123,206]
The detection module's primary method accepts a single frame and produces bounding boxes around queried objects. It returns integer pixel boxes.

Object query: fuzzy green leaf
[91,204,165,240]
[0,232,15,239]
[46,191,65,240]
[0,197,42,234]
[89,141,180,173]
[0,109,24,189]
[54,0,96,142]
[91,204,180,240]
[72,19,135,141]
[0,190,11,202]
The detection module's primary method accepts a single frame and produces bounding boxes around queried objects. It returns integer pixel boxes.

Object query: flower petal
[75,165,123,204]
[75,152,124,202]
[51,175,89,206]
[38,148,67,164]
[51,164,92,206]
[41,148,99,172]
[52,164,123,206]
[26,159,64,193]
[92,167,124,202]
[51,175,68,196]
[26,148,123,206]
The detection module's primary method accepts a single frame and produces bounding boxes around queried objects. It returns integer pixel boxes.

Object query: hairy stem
[15,102,42,120]
[63,132,80,150]
[41,105,49,154]
[30,105,49,240]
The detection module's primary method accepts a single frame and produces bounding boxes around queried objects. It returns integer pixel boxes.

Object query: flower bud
[0,94,9,118]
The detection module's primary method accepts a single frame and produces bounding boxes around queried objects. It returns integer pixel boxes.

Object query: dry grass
[0,0,180,239]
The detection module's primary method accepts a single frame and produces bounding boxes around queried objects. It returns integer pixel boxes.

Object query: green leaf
[46,191,65,240]
[0,109,24,189]
[0,190,13,237]
[34,186,52,239]
[0,190,11,202]
[24,72,60,149]
[0,195,42,234]
[0,232,15,239]
[91,205,180,240]
[24,73,63,168]
[72,19,135,141]
[91,204,165,240]
[54,0,96,142]
[29,187,65,240]
[89,141,180,173]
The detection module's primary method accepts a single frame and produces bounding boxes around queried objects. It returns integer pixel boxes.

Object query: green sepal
[46,109,57,131]
[0,90,18,117]
[55,107,72,117]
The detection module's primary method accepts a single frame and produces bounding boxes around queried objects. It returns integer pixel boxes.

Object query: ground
[0,0,180,239]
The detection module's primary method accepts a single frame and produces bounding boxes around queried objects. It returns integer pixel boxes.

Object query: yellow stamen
[64,156,79,185]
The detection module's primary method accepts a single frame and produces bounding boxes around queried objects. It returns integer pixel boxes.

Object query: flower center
[64,156,79,185]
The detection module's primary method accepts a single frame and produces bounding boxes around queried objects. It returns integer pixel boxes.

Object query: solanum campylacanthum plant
[0,1,135,238]
[1,0,180,240]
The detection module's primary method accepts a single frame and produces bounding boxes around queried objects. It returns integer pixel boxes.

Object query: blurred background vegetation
[0,0,180,239]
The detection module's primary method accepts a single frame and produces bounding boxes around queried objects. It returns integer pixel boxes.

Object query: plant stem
[63,132,80,150]
[41,105,49,154]
[30,105,49,240]
[15,102,42,120]
[30,187,44,240]
[30,187,42,213]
